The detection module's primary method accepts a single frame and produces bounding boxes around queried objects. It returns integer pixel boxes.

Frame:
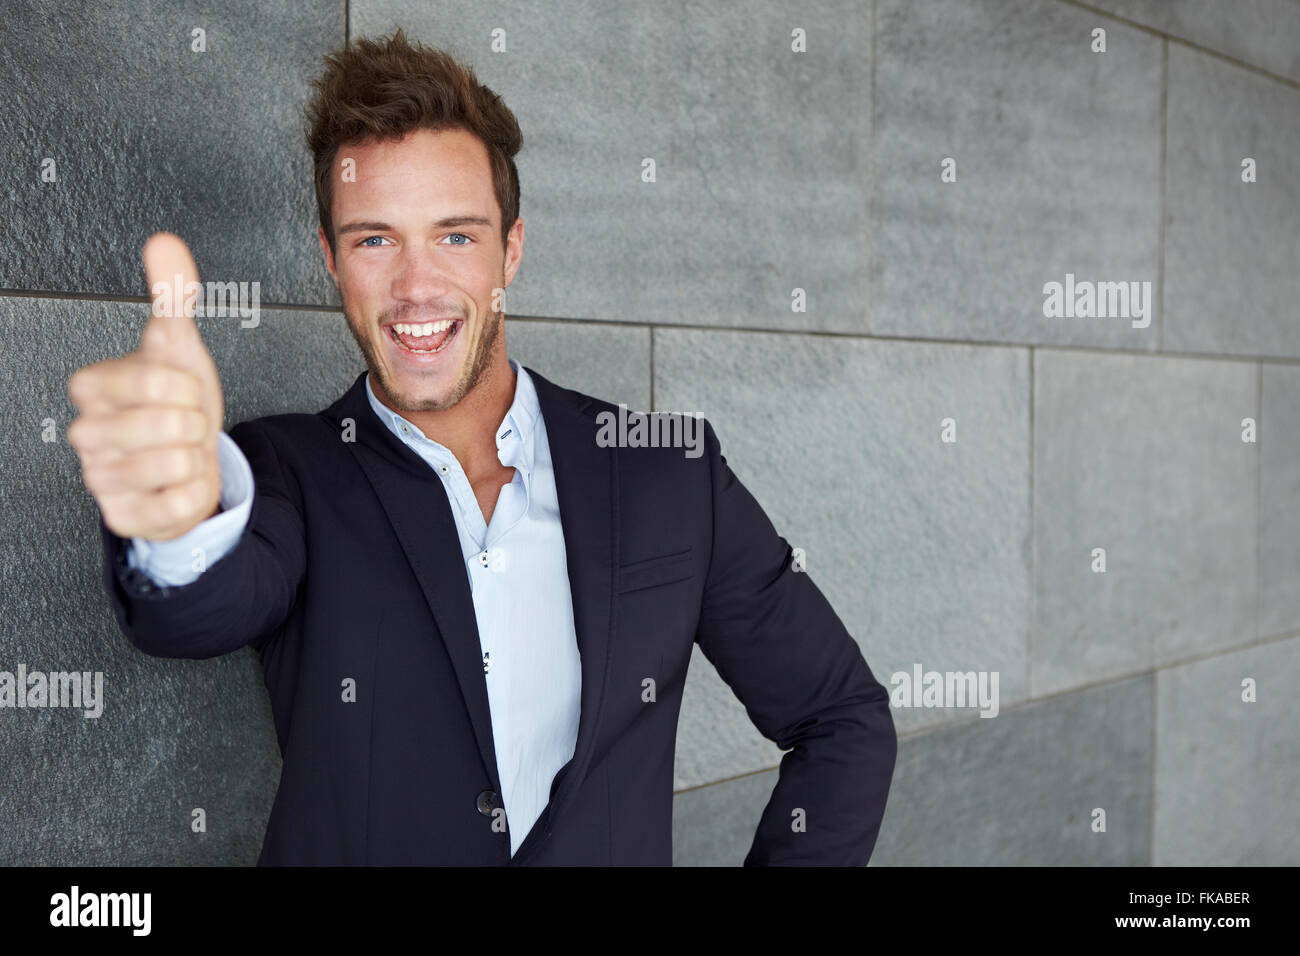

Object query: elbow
[860,683,899,773]
[121,617,243,660]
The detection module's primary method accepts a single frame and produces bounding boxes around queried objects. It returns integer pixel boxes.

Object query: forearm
[101,421,306,659]
[744,666,897,866]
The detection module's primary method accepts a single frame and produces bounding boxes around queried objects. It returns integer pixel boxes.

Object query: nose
[390,240,457,311]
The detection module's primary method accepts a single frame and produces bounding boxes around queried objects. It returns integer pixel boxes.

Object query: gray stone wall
[1,0,1295,865]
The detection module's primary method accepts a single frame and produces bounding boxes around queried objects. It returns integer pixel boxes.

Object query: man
[67,29,896,866]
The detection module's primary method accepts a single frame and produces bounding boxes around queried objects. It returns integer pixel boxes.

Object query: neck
[375,355,516,477]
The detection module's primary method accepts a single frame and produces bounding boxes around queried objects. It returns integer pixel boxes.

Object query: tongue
[395,324,455,352]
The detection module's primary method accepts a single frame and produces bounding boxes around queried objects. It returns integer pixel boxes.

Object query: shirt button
[478,550,490,567]
[439,464,449,475]
[476,789,500,815]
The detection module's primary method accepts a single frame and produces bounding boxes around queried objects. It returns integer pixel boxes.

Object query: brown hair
[305,28,523,256]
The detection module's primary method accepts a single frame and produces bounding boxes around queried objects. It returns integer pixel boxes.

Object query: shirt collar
[364,356,539,481]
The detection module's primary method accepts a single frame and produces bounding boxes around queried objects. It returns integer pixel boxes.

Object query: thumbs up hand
[68,233,226,541]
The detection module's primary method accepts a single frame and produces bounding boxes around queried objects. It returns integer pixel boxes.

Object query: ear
[501,216,525,288]
[319,226,339,287]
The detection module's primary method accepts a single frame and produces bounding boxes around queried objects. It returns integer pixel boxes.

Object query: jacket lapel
[325,372,503,799]
[322,367,617,864]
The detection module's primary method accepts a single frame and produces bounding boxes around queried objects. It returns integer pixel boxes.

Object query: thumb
[139,231,204,360]
[138,232,225,434]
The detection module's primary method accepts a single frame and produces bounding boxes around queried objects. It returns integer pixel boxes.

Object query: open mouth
[387,319,462,354]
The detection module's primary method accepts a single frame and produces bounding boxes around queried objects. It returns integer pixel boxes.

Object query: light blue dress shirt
[126,358,582,857]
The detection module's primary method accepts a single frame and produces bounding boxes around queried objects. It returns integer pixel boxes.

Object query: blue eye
[360,236,387,247]
[446,233,471,245]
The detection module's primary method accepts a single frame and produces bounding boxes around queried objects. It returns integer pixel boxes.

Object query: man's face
[320,127,523,413]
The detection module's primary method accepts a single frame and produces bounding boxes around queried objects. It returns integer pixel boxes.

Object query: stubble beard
[345,302,503,414]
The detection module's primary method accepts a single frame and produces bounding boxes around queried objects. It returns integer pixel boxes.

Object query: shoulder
[228,371,369,451]
[229,411,337,449]
[525,365,720,468]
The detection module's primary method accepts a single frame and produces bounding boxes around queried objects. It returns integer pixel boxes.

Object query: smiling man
[67,29,897,866]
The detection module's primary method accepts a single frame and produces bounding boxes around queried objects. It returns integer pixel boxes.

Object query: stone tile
[508,319,650,411]
[676,646,788,793]
[1260,364,1300,638]
[1163,45,1300,358]
[871,675,1153,865]
[0,0,341,304]
[873,0,1162,347]
[1154,635,1300,865]
[1087,0,1300,83]
[353,0,871,331]
[672,771,774,866]
[656,327,1030,788]
[0,649,280,866]
[1032,349,1257,696]
[210,309,368,423]
[674,675,1154,865]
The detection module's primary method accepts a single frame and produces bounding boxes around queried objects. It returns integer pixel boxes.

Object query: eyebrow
[335,216,494,235]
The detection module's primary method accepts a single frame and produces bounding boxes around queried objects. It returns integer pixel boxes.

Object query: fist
[68,233,227,541]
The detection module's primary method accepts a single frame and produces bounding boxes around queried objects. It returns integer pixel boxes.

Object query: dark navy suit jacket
[98,366,897,865]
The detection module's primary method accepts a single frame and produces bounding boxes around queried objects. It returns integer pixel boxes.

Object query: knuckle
[167,446,195,482]
[156,487,182,525]
[136,365,166,404]
[138,324,168,355]
[181,368,201,405]
[151,486,175,524]
[80,464,103,496]
[184,408,205,440]
[101,495,138,536]
[68,370,98,408]
[157,406,186,439]
[70,416,106,451]
[165,483,197,523]
[165,410,189,443]
[99,501,123,532]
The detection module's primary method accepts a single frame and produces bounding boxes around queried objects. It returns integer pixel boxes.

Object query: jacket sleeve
[692,417,897,865]
[98,419,307,659]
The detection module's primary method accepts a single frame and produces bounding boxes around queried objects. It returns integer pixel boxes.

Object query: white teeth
[391,319,458,353]
[393,319,454,337]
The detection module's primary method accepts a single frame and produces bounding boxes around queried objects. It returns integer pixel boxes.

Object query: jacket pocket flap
[617,547,694,593]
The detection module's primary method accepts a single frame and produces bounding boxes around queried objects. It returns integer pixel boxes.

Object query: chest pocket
[617,547,694,593]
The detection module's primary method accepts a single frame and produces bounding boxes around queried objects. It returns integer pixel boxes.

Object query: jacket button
[476,789,500,815]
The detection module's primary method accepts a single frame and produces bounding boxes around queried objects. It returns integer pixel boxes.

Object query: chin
[389,371,467,412]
